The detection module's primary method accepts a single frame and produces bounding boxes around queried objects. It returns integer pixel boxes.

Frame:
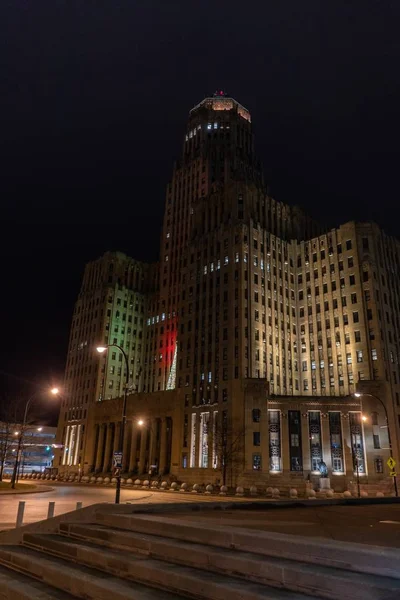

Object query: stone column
[129,424,138,472]
[122,421,131,472]
[301,412,311,474]
[87,424,99,470]
[95,424,105,472]
[194,413,201,468]
[138,427,148,475]
[113,422,121,454]
[159,417,168,475]
[103,424,113,472]
[341,413,354,476]
[281,412,290,473]
[321,414,332,472]
[148,420,157,469]
[260,407,269,473]
[208,413,214,470]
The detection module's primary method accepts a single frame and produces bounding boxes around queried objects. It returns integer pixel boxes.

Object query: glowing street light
[137,420,144,426]
[96,346,108,354]
[51,387,59,395]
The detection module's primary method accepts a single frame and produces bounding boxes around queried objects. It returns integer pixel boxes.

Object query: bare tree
[214,418,246,487]
[0,401,19,481]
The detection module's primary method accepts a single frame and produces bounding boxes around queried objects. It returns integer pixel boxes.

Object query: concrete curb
[36,481,400,507]
[0,485,54,496]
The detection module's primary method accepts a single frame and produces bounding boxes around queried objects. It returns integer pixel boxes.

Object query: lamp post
[354,392,398,497]
[11,387,59,489]
[96,344,129,504]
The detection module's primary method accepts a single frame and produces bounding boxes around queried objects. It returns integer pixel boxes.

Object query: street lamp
[96,343,129,504]
[354,392,398,497]
[11,387,60,489]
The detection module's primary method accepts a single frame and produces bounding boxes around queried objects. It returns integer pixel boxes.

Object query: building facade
[0,424,56,476]
[56,93,400,490]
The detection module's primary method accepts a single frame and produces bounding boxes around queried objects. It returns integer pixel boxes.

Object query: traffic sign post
[387,457,398,496]
[113,452,123,469]
[387,457,396,470]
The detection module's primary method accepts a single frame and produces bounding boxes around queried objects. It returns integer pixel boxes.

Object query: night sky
[1,2,399,413]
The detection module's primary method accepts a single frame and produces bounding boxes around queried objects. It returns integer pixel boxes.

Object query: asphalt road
[0,482,238,530]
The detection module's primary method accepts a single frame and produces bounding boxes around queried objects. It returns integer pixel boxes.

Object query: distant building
[56,92,400,491]
[0,424,56,475]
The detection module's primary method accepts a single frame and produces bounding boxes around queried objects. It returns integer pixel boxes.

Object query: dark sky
[1,1,399,407]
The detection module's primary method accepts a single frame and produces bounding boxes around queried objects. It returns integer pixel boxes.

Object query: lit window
[214,122,218,129]
[203,265,207,275]
[210,262,214,272]
[208,371,212,383]
[224,256,229,265]
[372,348,377,361]
[235,252,239,263]
[207,123,212,130]
[357,350,363,363]
[166,232,170,238]
[217,259,221,270]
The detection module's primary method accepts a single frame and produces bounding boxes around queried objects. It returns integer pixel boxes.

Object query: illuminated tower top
[190,90,251,122]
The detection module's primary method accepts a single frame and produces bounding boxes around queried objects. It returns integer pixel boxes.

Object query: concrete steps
[0,564,75,600]
[0,506,399,599]
[0,537,319,600]
[56,523,400,600]
[94,512,400,579]
[0,545,181,600]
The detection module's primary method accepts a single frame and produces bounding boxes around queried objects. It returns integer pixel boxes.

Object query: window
[346,353,352,364]
[357,350,363,363]
[353,311,359,323]
[371,348,378,361]
[374,458,383,473]
[253,432,261,446]
[346,240,352,251]
[354,330,361,342]
[252,408,261,423]
[348,257,354,268]
[373,434,380,449]
[349,275,355,285]
[253,454,262,470]
[351,293,357,304]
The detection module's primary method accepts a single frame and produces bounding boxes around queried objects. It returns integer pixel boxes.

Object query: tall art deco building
[56,92,400,491]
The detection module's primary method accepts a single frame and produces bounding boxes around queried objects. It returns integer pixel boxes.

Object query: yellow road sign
[390,471,397,477]
[387,457,396,470]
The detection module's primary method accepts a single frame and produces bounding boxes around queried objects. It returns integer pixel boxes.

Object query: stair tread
[55,524,400,590]
[19,535,323,600]
[0,545,183,600]
[0,564,75,599]
[97,512,399,550]
[61,523,400,588]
